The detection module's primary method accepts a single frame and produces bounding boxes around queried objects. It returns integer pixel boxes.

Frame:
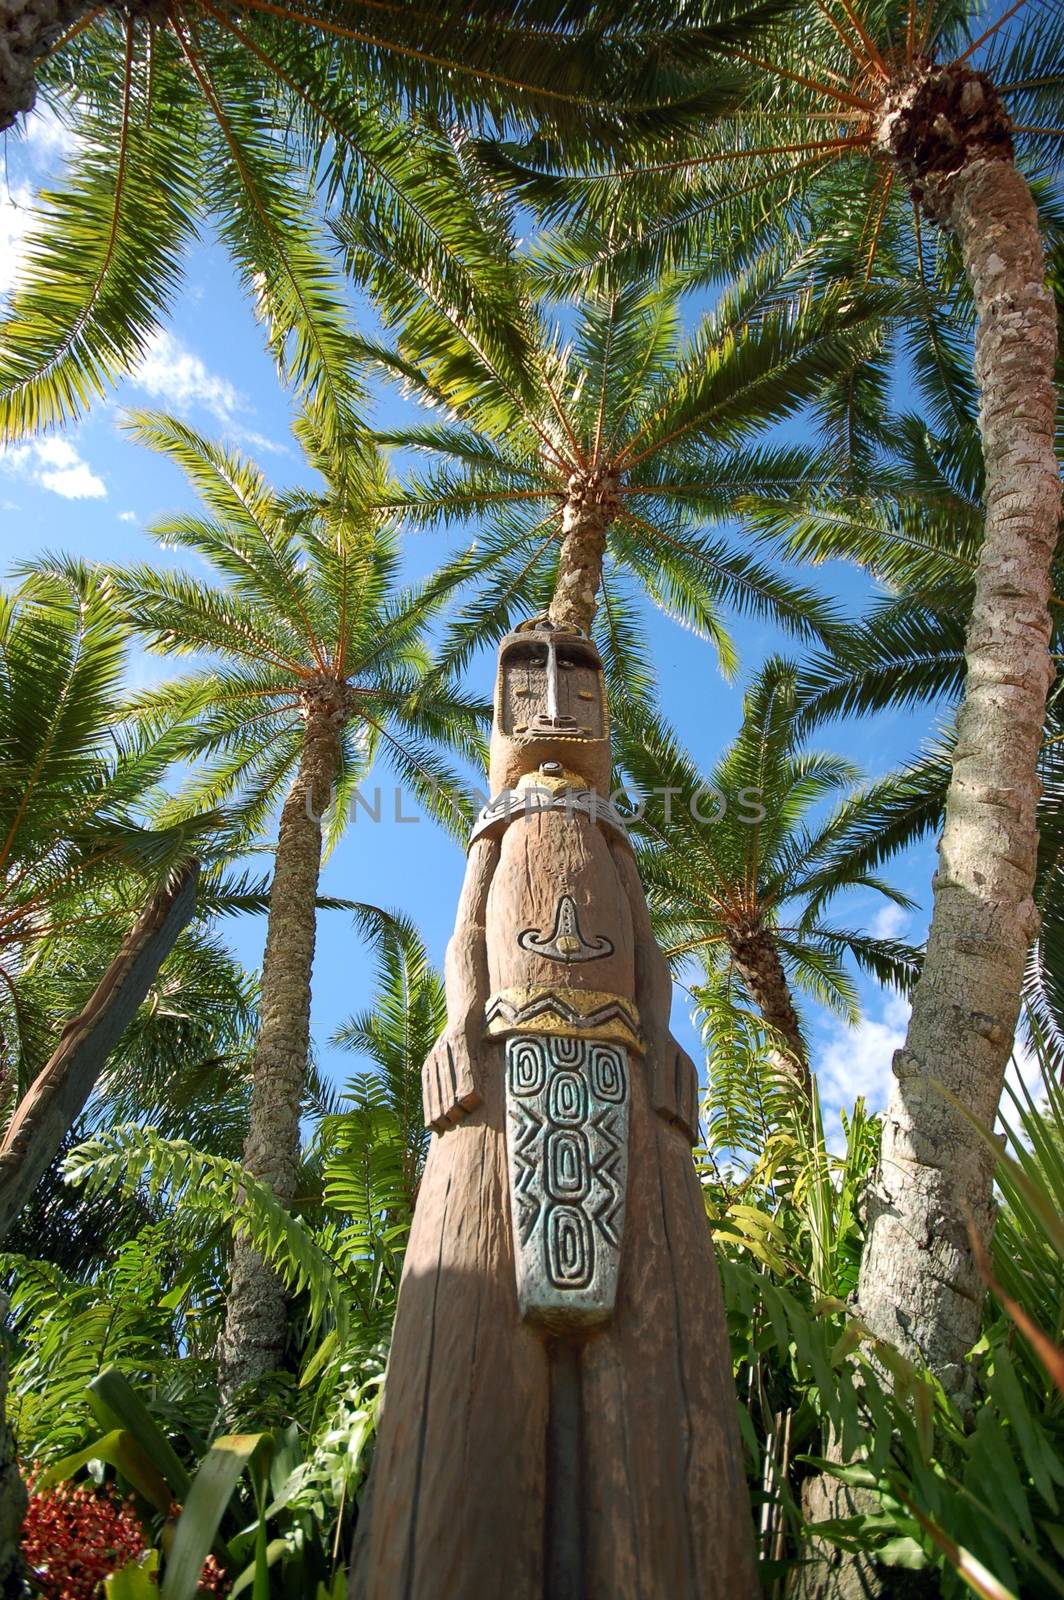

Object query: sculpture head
[488,617,612,794]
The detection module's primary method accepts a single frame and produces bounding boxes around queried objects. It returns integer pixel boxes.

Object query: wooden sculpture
[351,619,756,1599]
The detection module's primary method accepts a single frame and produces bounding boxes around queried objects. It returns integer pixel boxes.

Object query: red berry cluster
[21,1477,146,1600]
[21,1477,233,1600]
[196,1553,229,1596]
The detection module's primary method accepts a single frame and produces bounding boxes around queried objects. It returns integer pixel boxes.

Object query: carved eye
[577,689,594,700]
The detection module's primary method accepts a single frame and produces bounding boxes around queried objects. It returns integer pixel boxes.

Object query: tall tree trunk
[217,697,343,1407]
[548,470,619,634]
[0,866,198,1241]
[0,872,197,1588]
[856,78,1061,1390]
[0,0,94,128]
[729,925,811,1097]
[794,73,1059,1600]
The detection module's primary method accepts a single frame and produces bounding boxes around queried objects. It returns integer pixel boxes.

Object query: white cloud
[0,105,79,300]
[0,181,36,300]
[38,460,105,499]
[235,425,288,457]
[118,510,137,523]
[13,102,78,170]
[815,988,1045,1153]
[33,436,106,498]
[128,330,289,455]
[818,990,910,1148]
[870,902,909,940]
[1,435,106,500]
[131,329,242,424]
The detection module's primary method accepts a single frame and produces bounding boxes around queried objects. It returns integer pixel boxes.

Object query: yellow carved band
[484,986,643,1053]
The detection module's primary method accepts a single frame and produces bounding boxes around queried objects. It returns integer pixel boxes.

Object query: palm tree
[0,2,761,437]
[335,122,896,674]
[0,558,252,1584]
[0,561,227,1147]
[5,923,256,1271]
[515,0,1062,1385]
[114,411,482,1404]
[751,372,1064,1379]
[615,660,920,1103]
[765,399,1064,1072]
[325,905,445,1316]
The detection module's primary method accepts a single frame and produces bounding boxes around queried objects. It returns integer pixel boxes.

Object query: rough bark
[791,1465,911,1600]
[794,73,1059,1600]
[856,88,1060,1390]
[0,865,199,1241]
[0,0,94,129]
[548,470,620,635]
[729,924,811,1098]
[218,688,346,1407]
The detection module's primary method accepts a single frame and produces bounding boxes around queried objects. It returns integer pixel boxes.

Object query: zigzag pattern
[589,1105,624,1248]
[487,992,637,1031]
[509,1100,543,1246]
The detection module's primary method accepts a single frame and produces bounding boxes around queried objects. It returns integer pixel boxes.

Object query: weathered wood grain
[351,1054,550,1599]
[353,622,755,1597]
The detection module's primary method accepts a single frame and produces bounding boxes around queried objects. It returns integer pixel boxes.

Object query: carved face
[489,627,612,793]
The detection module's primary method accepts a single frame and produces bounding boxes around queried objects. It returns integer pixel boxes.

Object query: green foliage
[4,1240,185,1461]
[64,1127,352,1341]
[1,0,803,436]
[619,658,921,1094]
[326,905,442,1228]
[511,0,1063,341]
[333,125,905,679]
[2,12,358,441]
[161,1432,272,1600]
[0,564,218,1089]
[111,414,483,848]
[708,1042,1064,1597]
[316,907,444,1355]
[34,1364,364,1597]
[4,4,1064,1592]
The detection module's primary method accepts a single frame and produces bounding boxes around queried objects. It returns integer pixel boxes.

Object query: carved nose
[530,712,580,732]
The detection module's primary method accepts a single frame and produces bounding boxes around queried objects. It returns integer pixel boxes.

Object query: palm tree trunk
[0,0,93,128]
[857,117,1060,1384]
[729,928,811,1097]
[548,471,619,634]
[218,700,342,1407]
[0,866,198,1241]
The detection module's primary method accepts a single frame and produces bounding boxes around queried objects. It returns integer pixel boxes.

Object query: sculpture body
[352,621,757,1599]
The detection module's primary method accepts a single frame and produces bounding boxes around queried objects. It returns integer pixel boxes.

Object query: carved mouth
[521,719,595,740]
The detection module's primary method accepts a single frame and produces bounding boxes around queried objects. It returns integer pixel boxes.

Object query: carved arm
[422,834,500,1132]
[610,839,700,1145]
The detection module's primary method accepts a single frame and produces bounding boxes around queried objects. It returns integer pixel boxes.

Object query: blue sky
[0,100,972,1147]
